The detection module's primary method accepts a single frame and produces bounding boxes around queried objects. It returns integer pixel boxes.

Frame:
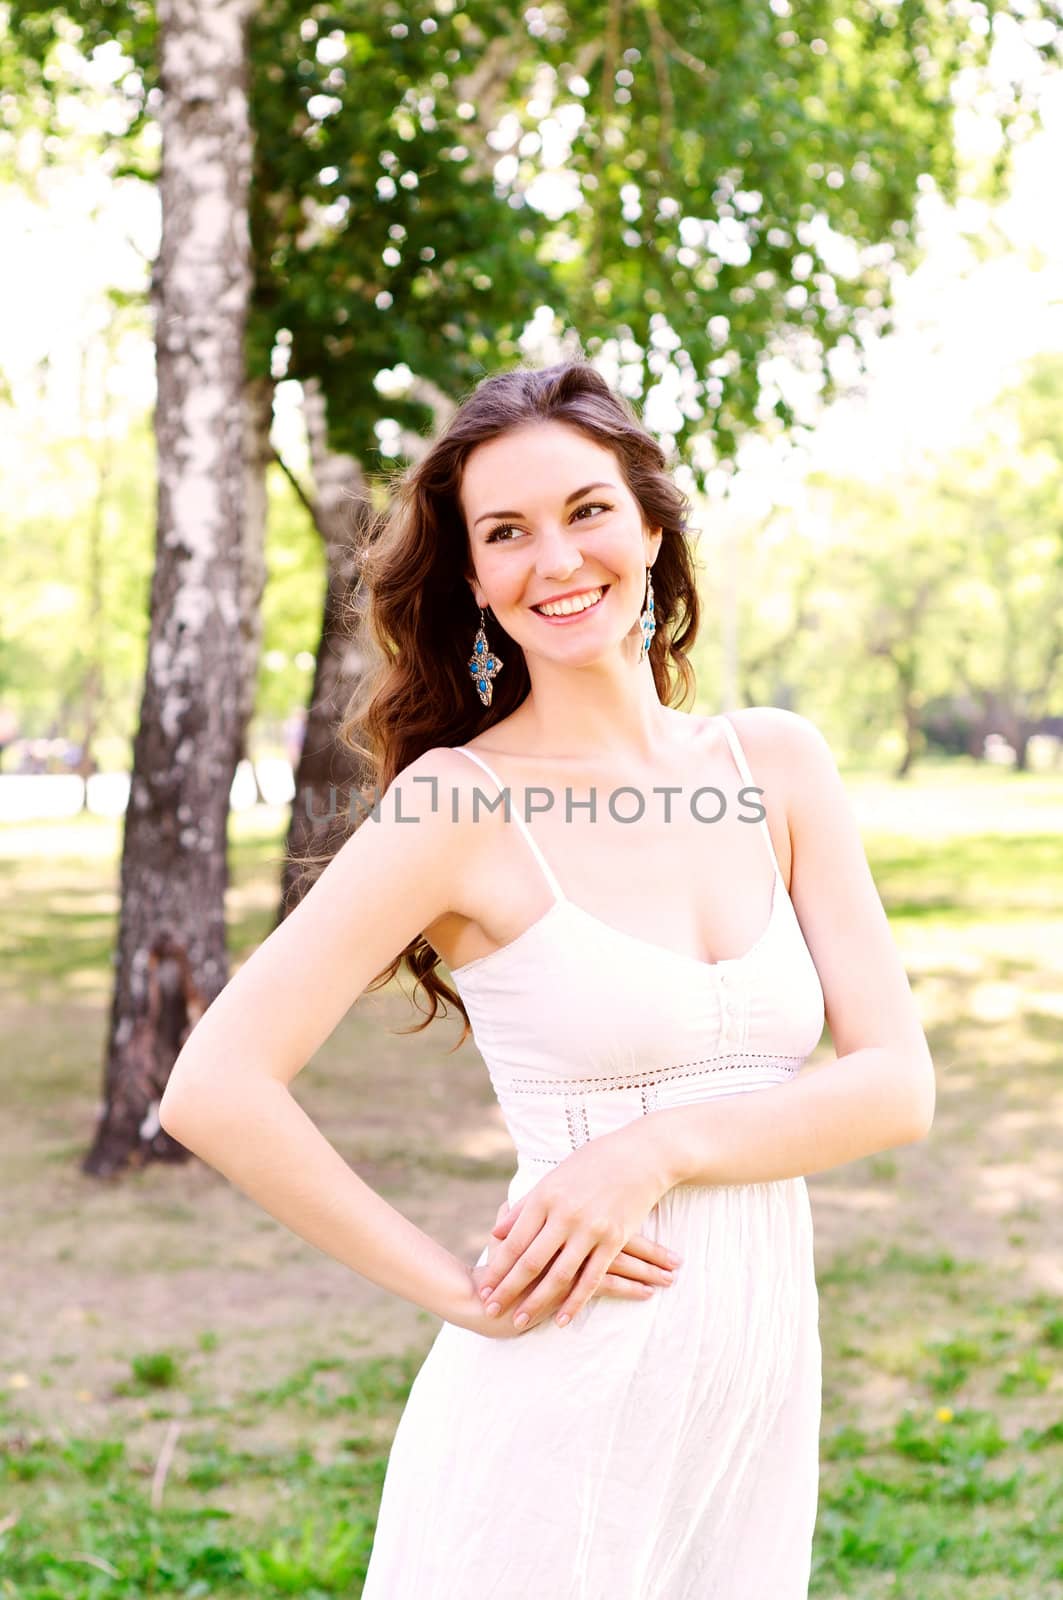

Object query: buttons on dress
[716,969,732,1050]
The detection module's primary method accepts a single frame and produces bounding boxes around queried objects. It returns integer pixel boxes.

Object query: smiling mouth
[530,585,611,619]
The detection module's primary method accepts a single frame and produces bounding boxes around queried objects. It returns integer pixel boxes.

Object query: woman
[159,360,935,1598]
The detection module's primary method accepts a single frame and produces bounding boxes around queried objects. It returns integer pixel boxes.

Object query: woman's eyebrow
[472,481,617,528]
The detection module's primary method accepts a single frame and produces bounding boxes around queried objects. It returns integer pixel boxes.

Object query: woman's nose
[535,522,585,579]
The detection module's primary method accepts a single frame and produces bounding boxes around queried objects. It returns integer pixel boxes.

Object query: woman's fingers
[608,1247,678,1286]
[507,1241,616,1330]
[491,1195,522,1237]
[621,1231,684,1269]
[476,1204,684,1330]
[547,1247,617,1327]
[542,1248,679,1327]
[481,1255,677,1337]
[480,1219,572,1318]
[482,1205,608,1315]
[490,1236,585,1327]
[470,1200,517,1293]
[486,1243,678,1319]
[600,1270,657,1300]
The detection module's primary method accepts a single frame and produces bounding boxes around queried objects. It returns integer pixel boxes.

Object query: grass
[2,762,1062,1598]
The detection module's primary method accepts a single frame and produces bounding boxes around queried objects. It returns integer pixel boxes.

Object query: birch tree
[84,0,256,1175]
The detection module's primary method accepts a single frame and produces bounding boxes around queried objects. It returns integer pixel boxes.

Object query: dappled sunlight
[975,1164,1060,1211]
[1024,1249,1063,1294]
[45,890,121,916]
[968,979,1025,1023]
[810,1184,902,1217]
[64,968,113,997]
[453,1118,517,1164]
[848,770,1063,837]
[0,815,122,862]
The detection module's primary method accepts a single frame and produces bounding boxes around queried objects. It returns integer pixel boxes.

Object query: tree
[83,0,257,1174]
[940,356,1063,770]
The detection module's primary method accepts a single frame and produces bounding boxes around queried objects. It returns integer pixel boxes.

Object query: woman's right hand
[467,1201,681,1339]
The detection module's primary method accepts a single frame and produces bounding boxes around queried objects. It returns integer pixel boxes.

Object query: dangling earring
[468,606,504,707]
[637,567,656,662]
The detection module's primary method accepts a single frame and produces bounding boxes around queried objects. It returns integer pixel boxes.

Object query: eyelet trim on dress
[564,1101,591,1149]
[495,1051,805,1098]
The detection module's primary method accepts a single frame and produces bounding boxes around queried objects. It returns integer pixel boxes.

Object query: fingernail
[514,1312,529,1329]
[556,1313,570,1327]
[668,1253,682,1265]
[486,1302,500,1317]
[479,1286,492,1300]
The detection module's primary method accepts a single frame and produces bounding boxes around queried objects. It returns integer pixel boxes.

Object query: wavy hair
[308,358,701,1047]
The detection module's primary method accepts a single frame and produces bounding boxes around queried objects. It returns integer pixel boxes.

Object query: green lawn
[2,763,1061,1598]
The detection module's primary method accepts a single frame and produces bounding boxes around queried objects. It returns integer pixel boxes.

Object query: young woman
[159,360,935,1597]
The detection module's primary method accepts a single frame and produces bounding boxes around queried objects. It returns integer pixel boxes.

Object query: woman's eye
[486,503,610,543]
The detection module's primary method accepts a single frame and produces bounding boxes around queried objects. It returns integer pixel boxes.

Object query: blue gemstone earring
[468,607,504,707]
[637,567,656,662]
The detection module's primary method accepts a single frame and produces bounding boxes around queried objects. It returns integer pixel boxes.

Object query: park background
[1,1,1062,1595]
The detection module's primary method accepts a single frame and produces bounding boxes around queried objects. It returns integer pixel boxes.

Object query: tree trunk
[895,706,917,778]
[237,373,274,761]
[895,672,923,780]
[277,379,374,919]
[84,0,256,1177]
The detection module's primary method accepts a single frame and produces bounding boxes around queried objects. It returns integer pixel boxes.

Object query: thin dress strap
[452,746,566,903]
[716,714,784,882]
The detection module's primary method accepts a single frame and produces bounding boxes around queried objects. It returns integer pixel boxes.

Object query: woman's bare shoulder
[726,706,835,771]
[721,708,840,880]
[390,742,506,801]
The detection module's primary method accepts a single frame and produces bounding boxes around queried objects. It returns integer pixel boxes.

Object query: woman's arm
[634,1045,931,1192]
[157,749,489,1333]
[635,708,936,1190]
[163,1070,483,1325]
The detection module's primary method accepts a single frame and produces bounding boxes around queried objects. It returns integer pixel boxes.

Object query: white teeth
[534,586,605,617]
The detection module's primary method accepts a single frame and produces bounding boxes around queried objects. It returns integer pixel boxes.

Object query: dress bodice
[448,715,825,1181]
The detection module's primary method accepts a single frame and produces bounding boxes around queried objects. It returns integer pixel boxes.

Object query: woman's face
[460,420,662,663]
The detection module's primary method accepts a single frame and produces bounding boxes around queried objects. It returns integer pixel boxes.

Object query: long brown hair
[309,358,702,1046]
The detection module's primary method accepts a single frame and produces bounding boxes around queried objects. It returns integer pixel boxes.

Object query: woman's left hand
[474,1126,673,1331]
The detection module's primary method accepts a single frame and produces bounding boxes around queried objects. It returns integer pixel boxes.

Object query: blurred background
[2,2,1061,1596]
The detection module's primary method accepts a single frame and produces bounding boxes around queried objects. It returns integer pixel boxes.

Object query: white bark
[88,0,257,1175]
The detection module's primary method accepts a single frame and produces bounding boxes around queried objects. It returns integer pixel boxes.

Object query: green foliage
[246,1,560,457]
[9,0,1061,470]
[0,412,155,744]
[5,5,1063,756]
[736,348,1063,745]
[128,1350,181,1389]
[239,1515,369,1592]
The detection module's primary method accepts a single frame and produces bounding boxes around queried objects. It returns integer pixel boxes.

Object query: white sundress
[360,713,827,1599]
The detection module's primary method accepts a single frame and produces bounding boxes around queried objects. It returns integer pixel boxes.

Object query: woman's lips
[530,586,610,623]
